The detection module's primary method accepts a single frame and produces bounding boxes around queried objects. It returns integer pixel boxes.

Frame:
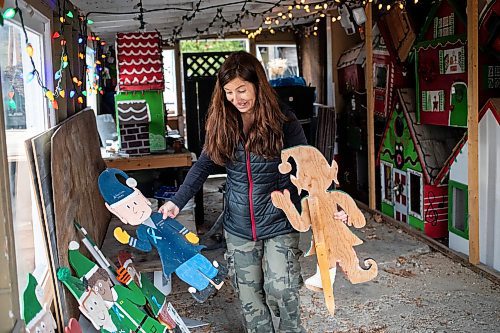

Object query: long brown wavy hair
[204,51,287,165]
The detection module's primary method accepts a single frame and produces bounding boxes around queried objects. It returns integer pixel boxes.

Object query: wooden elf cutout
[22,273,57,332]
[56,267,120,333]
[98,168,226,303]
[271,145,378,315]
[66,241,170,333]
[64,318,82,333]
[117,250,179,331]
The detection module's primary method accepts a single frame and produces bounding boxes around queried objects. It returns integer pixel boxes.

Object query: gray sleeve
[170,151,217,210]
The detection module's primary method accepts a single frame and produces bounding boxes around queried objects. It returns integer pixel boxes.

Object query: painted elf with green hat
[57,267,120,332]
[67,241,169,333]
[22,273,57,332]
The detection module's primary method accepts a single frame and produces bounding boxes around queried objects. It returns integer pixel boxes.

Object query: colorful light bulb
[2,7,17,19]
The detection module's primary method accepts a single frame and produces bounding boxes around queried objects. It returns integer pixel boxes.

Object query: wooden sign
[271,145,378,315]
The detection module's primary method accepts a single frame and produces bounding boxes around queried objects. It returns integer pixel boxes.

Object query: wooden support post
[174,41,183,118]
[249,38,257,57]
[467,0,479,264]
[365,4,376,209]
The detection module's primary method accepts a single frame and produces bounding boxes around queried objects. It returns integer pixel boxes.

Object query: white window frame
[407,168,423,220]
[2,0,54,306]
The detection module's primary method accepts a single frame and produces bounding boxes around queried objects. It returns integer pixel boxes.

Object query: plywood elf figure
[271,145,378,315]
[117,250,177,330]
[21,273,57,332]
[66,241,170,332]
[98,168,226,303]
[57,267,122,333]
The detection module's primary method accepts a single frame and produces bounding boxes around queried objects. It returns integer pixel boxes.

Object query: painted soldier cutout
[67,241,169,333]
[271,145,378,315]
[98,168,226,302]
[22,274,57,333]
[117,251,177,330]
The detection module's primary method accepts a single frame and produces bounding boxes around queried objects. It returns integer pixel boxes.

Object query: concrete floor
[167,176,500,333]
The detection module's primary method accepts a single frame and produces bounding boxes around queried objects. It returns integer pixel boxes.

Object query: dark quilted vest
[223,142,300,241]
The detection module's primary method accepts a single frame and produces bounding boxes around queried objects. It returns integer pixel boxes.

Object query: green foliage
[180,40,246,53]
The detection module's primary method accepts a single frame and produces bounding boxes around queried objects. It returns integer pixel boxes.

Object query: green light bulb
[3,7,17,19]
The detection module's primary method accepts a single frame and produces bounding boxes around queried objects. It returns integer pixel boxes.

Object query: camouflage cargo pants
[225,231,304,333]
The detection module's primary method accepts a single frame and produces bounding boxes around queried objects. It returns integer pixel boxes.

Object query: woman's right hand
[158,201,180,219]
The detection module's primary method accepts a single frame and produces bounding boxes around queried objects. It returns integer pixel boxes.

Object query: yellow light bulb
[60,90,65,98]
[26,44,34,57]
[45,90,55,101]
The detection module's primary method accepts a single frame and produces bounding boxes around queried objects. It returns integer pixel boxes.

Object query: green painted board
[115,91,166,151]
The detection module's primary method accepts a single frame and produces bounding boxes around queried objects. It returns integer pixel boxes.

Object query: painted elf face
[89,274,114,302]
[80,291,116,332]
[27,310,57,333]
[109,189,152,225]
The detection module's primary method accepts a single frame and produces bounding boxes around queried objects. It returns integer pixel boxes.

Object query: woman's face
[223,77,256,114]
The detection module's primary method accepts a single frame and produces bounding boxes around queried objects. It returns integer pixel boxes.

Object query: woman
[159,51,342,333]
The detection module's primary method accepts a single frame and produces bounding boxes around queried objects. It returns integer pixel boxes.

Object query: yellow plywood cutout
[271,145,378,315]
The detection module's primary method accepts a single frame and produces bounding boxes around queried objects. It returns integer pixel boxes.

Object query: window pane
[257,45,299,79]
[162,49,177,116]
[453,187,467,232]
[410,173,421,215]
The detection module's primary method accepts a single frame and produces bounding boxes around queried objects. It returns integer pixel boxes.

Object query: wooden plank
[103,152,192,171]
[467,0,480,264]
[51,109,111,321]
[365,3,376,209]
[28,128,64,328]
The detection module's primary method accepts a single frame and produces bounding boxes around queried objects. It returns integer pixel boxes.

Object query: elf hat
[57,267,89,303]
[278,146,339,185]
[22,274,43,327]
[98,168,138,206]
[68,241,99,280]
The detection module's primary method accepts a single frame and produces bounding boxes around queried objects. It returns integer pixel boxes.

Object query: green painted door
[450,82,467,127]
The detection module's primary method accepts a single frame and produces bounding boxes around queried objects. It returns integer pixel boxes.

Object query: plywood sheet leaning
[51,109,111,321]
[26,128,63,327]
[271,145,378,315]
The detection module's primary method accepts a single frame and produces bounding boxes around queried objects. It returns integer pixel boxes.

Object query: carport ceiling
[70,0,331,42]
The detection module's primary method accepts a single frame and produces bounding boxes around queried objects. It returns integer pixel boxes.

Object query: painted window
[433,13,455,38]
[407,169,423,219]
[374,65,388,89]
[439,46,465,74]
[422,90,445,112]
[381,161,393,204]
[449,181,468,238]
[0,3,53,305]
[486,65,500,89]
